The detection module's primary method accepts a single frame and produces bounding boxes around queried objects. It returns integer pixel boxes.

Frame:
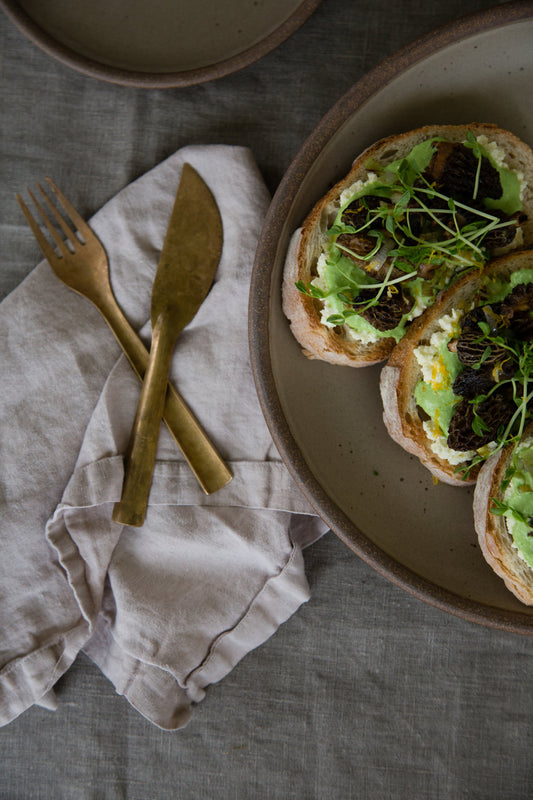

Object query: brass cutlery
[17,177,232,496]
[112,164,223,527]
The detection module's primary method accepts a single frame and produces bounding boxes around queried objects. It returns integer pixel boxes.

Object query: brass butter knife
[113,164,224,527]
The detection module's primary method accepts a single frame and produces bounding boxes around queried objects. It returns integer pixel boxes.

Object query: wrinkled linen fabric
[0,145,326,730]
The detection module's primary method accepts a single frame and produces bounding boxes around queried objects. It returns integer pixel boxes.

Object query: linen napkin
[0,145,327,730]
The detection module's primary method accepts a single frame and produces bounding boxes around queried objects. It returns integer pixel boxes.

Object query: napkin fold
[0,145,326,730]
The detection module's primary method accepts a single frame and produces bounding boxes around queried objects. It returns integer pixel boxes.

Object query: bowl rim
[0,0,323,88]
[249,0,533,635]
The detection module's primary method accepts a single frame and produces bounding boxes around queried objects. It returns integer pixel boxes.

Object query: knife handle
[113,315,178,527]
[98,295,232,497]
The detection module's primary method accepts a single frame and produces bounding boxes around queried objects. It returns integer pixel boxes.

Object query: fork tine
[46,177,93,240]
[37,182,79,248]
[16,192,58,264]
[26,188,70,257]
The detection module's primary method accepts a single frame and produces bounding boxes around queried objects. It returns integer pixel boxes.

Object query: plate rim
[249,0,533,634]
[0,0,322,88]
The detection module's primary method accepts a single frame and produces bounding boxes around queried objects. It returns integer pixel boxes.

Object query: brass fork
[17,178,232,495]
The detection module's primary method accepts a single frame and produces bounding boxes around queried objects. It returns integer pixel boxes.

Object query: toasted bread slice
[473,426,533,605]
[380,249,533,486]
[283,124,533,367]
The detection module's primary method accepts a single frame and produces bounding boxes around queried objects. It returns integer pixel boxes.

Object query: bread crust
[473,426,533,605]
[283,123,533,367]
[380,249,533,486]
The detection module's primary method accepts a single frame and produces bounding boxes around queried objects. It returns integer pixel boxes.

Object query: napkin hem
[61,455,318,515]
[82,537,309,731]
[183,538,309,697]
[0,622,89,727]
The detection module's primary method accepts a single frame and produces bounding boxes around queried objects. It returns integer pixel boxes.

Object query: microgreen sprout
[465,130,484,200]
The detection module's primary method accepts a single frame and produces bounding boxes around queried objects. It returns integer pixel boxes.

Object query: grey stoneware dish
[0,0,322,87]
[249,1,533,634]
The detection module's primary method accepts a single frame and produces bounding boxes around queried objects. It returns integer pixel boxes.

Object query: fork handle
[97,295,232,496]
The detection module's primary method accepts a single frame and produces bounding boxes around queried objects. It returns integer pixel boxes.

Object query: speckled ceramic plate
[0,0,321,87]
[250,1,533,633]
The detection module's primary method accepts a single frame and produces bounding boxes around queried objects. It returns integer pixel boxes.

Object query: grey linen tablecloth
[3,0,533,797]
[0,145,325,729]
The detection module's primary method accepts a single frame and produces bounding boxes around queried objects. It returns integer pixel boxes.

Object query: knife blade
[113,163,225,527]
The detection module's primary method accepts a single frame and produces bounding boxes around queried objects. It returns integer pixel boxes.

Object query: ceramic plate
[250,2,533,633]
[0,0,321,87]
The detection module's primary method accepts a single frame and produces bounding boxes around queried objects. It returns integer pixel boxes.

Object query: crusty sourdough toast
[283,123,533,367]
[380,249,533,486]
[473,425,533,606]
